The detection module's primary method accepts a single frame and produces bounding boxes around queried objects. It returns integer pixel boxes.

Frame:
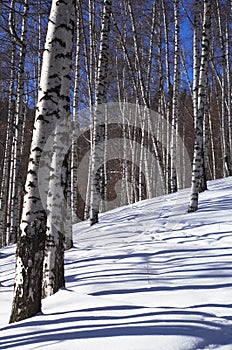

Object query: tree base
[90,216,98,226]
[188,205,198,213]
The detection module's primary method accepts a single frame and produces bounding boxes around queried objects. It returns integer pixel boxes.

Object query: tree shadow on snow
[0,308,231,350]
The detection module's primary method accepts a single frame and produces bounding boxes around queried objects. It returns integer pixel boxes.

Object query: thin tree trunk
[3,0,29,245]
[71,6,81,226]
[161,0,172,193]
[0,40,16,247]
[90,0,112,225]
[216,0,228,177]
[225,7,232,174]
[170,0,180,193]
[127,0,166,192]
[9,0,29,244]
[188,0,211,212]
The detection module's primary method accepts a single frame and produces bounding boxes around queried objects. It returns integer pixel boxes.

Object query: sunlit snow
[1,177,232,349]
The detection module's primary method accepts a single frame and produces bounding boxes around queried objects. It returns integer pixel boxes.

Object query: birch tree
[90,0,112,226]
[215,0,229,177]
[0,40,16,247]
[170,0,180,193]
[161,0,172,192]
[10,0,29,244]
[9,0,75,323]
[0,0,29,246]
[225,3,232,175]
[71,4,81,227]
[188,0,211,212]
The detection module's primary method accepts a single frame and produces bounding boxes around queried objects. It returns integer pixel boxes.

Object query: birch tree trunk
[170,0,180,193]
[42,0,75,297]
[9,0,75,323]
[90,0,112,226]
[0,40,16,247]
[127,0,166,193]
[1,0,29,246]
[188,0,211,212]
[71,6,81,226]
[208,97,216,179]
[85,0,96,219]
[216,0,228,177]
[11,0,29,244]
[192,0,201,139]
[161,0,172,193]
[225,7,232,174]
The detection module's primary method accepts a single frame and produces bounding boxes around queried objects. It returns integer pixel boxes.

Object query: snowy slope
[1,177,232,350]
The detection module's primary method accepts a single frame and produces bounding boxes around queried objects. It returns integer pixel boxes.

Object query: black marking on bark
[36,115,49,123]
[32,146,43,153]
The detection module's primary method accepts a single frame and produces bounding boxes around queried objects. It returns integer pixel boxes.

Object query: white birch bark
[216,0,228,177]
[116,50,132,205]
[144,0,157,199]
[188,0,211,212]
[90,0,112,225]
[71,7,81,226]
[161,0,172,193]
[146,0,157,106]
[37,0,42,85]
[89,0,96,107]
[42,2,75,298]
[192,0,201,123]
[127,0,166,193]
[10,0,75,323]
[208,89,216,179]
[87,0,96,218]
[225,11,232,174]
[42,121,72,298]
[0,40,16,247]
[170,0,180,193]
[10,0,29,244]
[203,86,210,179]
[3,0,29,245]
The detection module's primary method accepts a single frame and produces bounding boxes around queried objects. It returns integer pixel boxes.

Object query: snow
[1,177,232,349]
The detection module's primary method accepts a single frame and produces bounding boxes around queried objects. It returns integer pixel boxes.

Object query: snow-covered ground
[1,177,232,350]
